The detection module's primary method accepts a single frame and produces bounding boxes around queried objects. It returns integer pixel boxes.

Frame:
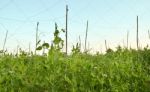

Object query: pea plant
[36,23,65,56]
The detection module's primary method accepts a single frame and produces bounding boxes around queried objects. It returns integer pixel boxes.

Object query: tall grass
[0,48,150,91]
[0,23,150,92]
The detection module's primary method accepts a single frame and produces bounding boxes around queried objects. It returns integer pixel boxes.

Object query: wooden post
[100,45,102,54]
[43,41,45,55]
[65,5,69,54]
[105,40,108,51]
[79,36,81,50]
[148,30,150,39]
[127,31,129,49]
[29,42,31,54]
[85,20,88,51]
[35,22,39,55]
[3,30,8,51]
[136,16,139,50]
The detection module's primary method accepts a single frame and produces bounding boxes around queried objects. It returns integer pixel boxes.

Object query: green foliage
[0,23,149,92]
[42,43,49,49]
[71,43,81,55]
[52,23,64,51]
[0,48,150,91]
[36,46,42,50]
[106,48,113,53]
[36,23,65,57]
[36,42,50,51]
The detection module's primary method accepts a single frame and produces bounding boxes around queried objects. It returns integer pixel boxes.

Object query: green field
[0,25,150,92]
[0,47,150,92]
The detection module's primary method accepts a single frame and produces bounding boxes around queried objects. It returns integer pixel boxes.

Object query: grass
[0,24,150,92]
[0,47,150,92]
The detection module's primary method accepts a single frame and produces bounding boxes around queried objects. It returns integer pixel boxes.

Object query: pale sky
[0,0,150,53]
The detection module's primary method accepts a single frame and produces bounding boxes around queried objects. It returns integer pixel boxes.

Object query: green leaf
[36,46,42,50]
[42,43,50,49]
[61,29,65,32]
[36,40,41,45]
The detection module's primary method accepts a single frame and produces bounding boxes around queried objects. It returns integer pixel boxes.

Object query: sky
[0,0,150,53]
